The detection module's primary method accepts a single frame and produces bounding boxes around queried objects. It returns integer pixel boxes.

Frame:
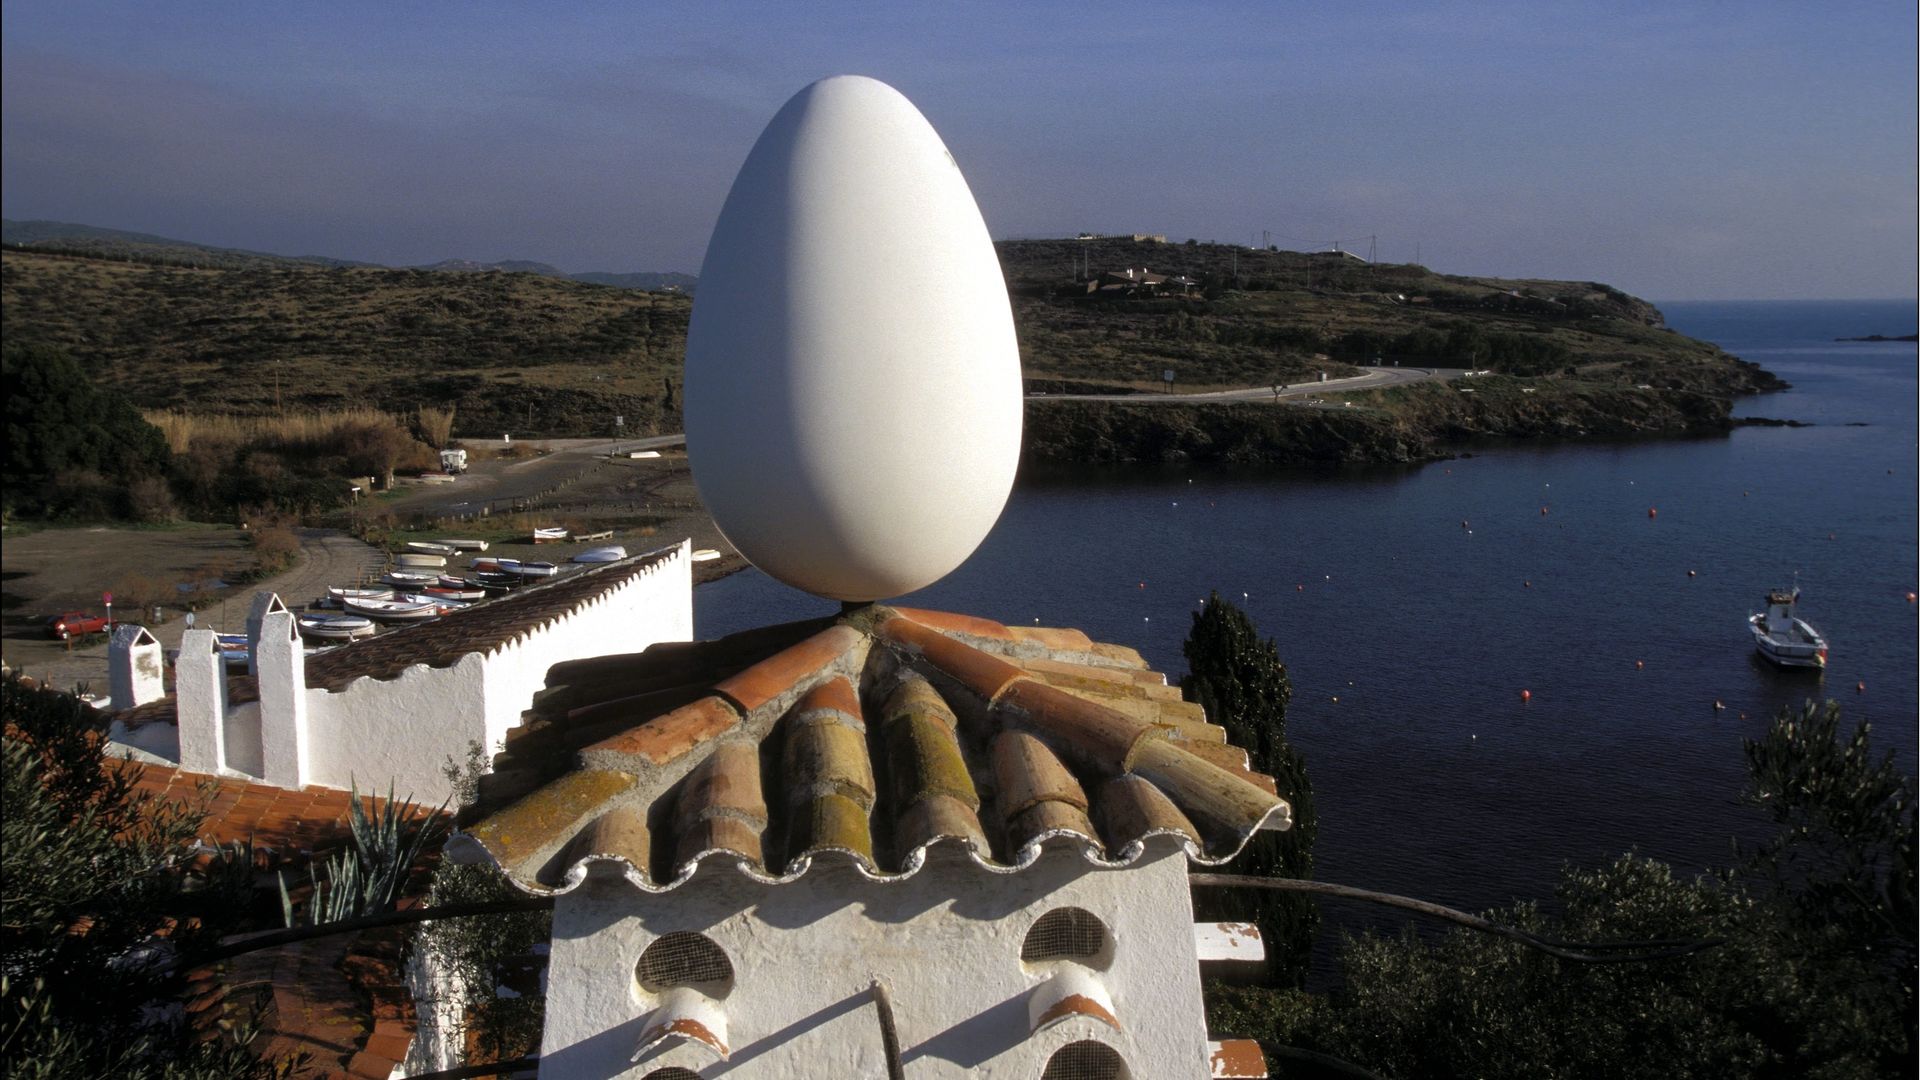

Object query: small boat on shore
[516,561,560,578]
[1750,587,1828,669]
[345,597,440,621]
[572,545,627,564]
[299,614,377,640]
[438,538,490,552]
[216,633,250,669]
[395,552,448,569]
[384,570,441,588]
[321,586,395,608]
[398,592,471,613]
[406,541,457,556]
[691,548,723,563]
[469,571,522,591]
[421,585,487,602]
[532,527,569,544]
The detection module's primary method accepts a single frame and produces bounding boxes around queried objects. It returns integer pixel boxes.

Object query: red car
[47,611,110,640]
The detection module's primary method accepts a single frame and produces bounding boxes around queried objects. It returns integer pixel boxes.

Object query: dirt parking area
[1,450,742,694]
[1,524,384,693]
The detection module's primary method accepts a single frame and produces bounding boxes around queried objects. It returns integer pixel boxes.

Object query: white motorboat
[395,552,448,569]
[532,527,569,543]
[406,541,457,556]
[691,548,723,562]
[438,538,490,552]
[299,614,377,640]
[572,545,628,564]
[1749,587,1828,669]
[344,597,440,621]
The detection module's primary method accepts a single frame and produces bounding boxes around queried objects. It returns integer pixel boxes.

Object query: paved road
[384,371,1460,520]
[384,433,687,516]
[1027,365,1465,404]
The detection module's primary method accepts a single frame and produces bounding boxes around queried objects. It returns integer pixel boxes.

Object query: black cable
[1188,873,1723,964]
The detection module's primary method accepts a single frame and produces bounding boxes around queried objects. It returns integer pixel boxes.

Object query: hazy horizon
[3,3,1913,302]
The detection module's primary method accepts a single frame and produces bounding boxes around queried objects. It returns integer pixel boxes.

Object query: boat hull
[1749,615,1827,669]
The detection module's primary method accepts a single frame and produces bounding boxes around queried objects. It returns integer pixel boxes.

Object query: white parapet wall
[478,540,694,756]
[296,543,695,805]
[540,846,1210,1079]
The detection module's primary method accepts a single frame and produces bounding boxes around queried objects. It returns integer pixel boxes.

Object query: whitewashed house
[110,542,693,804]
[450,605,1290,1078]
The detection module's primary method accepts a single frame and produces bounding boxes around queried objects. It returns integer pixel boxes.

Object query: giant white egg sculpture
[684,75,1023,602]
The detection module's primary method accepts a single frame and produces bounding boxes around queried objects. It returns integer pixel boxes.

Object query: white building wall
[293,543,694,805]
[541,847,1209,1079]
[303,655,489,805]
[480,542,694,756]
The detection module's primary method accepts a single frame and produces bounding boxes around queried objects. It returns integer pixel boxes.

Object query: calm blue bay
[696,299,1918,918]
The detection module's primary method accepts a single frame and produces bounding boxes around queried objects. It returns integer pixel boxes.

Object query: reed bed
[146,408,416,455]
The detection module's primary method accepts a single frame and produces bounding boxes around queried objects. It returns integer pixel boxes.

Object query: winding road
[1027,364,1465,404]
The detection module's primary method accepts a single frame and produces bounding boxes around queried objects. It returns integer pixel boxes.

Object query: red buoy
[1520,689,1531,702]
[1856,681,1866,694]
[1635,660,1645,670]
[1907,591,1917,604]
[1296,584,1304,592]
[1648,507,1658,518]
[1523,580,1532,588]
[1540,507,1549,515]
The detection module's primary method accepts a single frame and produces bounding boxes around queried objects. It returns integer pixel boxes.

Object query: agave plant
[281,783,447,927]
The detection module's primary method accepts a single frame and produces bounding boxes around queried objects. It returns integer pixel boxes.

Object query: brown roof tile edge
[446,605,1289,896]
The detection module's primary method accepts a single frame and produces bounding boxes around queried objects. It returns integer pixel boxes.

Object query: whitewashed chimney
[175,628,229,775]
[256,607,310,789]
[107,625,165,712]
[245,592,290,677]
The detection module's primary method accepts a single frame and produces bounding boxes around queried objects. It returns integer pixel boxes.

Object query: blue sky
[2,2,1913,299]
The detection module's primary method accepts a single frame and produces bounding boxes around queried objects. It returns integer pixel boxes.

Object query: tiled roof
[115,546,681,729]
[449,605,1290,894]
[133,763,432,1077]
[126,760,426,856]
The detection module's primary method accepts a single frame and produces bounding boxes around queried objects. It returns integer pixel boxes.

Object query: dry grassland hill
[2,235,1780,445]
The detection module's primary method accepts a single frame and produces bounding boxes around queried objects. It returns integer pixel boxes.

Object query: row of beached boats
[302,543,633,632]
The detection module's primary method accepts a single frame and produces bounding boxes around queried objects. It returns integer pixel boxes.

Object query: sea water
[697,299,1917,917]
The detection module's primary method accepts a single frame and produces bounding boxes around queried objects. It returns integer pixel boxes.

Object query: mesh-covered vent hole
[1040,1039,1129,1080]
[636,932,734,996]
[1021,907,1110,967]
[640,1070,704,1080]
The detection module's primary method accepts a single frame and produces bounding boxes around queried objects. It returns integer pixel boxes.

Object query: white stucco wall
[302,543,694,805]
[403,937,475,1075]
[304,652,490,805]
[479,543,694,756]
[541,846,1209,1079]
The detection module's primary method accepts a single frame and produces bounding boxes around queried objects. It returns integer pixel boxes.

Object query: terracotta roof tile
[120,761,427,856]
[450,606,1290,893]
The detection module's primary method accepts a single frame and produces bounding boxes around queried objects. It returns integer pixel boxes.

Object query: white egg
[684,75,1022,602]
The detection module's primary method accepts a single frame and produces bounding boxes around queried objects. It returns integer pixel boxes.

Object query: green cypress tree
[1183,591,1319,986]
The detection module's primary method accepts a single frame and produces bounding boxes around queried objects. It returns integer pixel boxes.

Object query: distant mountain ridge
[0,219,695,291]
